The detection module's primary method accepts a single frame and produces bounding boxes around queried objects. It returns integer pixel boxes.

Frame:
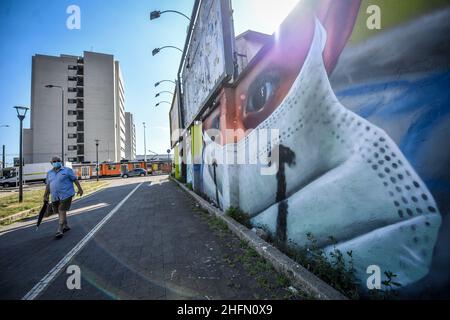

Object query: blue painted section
[336,70,450,214]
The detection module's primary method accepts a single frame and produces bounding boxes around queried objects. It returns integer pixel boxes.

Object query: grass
[0,180,109,221]
[226,206,252,229]
[189,200,306,299]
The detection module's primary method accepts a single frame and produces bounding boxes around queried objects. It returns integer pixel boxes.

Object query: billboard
[181,0,235,129]
[169,87,181,148]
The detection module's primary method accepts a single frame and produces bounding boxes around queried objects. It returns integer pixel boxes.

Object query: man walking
[43,156,83,239]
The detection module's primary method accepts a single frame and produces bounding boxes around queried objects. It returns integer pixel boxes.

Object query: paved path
[0,175,302,300]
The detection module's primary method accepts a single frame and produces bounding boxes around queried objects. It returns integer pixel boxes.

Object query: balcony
[76,110,84,121]
[77,133,84,143]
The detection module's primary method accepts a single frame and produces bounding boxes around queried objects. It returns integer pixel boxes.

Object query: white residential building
[25,51,127,164]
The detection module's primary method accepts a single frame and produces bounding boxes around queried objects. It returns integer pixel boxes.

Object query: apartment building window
[68,87,77,93]
[68,122,77,127]
[68,110,77,116]
[68,157,78,162]
[77,156,85,163]
[77,145,84,155]
[68,145,78,151]
[68,65,77,70]
[77,133,84,143]
[77,110,84,120]
[77,121,84,131]
[68,99,77,104]
[68,76,77,81]
[68,133,77,139]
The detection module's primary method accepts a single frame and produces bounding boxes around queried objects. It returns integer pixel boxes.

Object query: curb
[0,183,109,226]
[171,177,348,300]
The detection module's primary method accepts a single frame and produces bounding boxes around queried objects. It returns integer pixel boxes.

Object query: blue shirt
[46,167,77,201]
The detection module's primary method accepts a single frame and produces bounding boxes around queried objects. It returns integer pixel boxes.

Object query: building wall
[30,51,125,164]
[114,61,126,161]
[29,54,78,163]
[82,52,117,163]
[125,112,136,160]
[181,0,450,297]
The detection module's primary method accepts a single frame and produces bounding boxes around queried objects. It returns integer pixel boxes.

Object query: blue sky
[0,0,299,166]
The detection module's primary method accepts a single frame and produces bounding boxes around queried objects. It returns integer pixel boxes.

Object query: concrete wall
[125,112,136,160]
[83,52,117,162]
[30,54,78,163]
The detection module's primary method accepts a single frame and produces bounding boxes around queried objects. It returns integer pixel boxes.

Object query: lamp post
[143,122,147,163]
[154,80,176,87]
[14,106,29,203]
[155,91,174,98]
[155,101,172,108]
[166,149,171,173]
[45,85,65,164]
[152,46,183,56]
[150,10,190,21]
[95,139,100,182]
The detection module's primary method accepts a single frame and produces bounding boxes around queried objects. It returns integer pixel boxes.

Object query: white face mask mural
[202,18,442,289]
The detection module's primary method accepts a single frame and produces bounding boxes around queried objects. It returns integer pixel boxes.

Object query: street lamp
[95,139,100,182]
[166,149,171,173]
[152,46,183,56]
[143,122,147,163]
[155,91,173,98]
[45,85,65,164]
[14,106,29,203]
[154,80,176,87]
[150,10,190,21]
[155,101,172,107]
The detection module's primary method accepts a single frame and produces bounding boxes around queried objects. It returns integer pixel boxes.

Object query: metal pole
[61,88,65,164]
[95,140,99,182]
[19,118,23,203]
[2,145,5,170]
[143,122,147,162]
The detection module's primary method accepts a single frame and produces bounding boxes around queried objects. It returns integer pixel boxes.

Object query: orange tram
[72,161,151,180]
[72,160,172,180]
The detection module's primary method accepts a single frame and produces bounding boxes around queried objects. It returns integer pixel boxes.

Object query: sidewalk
[36,176,306,299]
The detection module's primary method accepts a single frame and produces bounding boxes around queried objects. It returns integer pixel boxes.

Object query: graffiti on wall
[176,0,450,297]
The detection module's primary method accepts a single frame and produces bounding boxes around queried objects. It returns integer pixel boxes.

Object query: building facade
[25,51,129,164]
[124,112,136,160]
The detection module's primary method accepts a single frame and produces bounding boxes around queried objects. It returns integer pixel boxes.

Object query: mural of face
[199,0,443,291]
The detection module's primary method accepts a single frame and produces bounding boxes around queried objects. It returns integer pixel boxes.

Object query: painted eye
[246,72,280,113]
